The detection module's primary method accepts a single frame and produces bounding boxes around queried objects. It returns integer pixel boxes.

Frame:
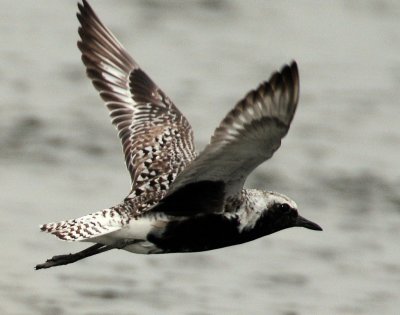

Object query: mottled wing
[152,62,299,216]
[77,0,195,201]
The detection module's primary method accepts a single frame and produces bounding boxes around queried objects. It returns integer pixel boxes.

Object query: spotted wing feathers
[77,0,195,203]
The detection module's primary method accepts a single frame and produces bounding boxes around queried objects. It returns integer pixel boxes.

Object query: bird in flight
[35,0,322,270]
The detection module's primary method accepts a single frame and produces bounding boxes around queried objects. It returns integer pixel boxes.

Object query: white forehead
[246,189,298,210]
[268,191,298,209]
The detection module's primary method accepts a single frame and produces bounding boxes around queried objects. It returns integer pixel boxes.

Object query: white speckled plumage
[36,1,322,270]
[231,190,298,233]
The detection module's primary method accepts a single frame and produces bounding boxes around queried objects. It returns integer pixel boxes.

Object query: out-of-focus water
[1,0,399,314]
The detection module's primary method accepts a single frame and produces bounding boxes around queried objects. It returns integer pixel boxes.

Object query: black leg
[35,243,113,270]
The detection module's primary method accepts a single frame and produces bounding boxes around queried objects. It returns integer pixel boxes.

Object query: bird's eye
[277,203,291,213]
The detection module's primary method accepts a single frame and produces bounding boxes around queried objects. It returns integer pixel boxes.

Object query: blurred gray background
[1,0,399,314]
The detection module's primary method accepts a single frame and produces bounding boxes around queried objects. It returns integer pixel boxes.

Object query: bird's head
[244,190,322,236]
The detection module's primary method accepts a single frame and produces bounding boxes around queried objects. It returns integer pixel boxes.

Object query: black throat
[147,213,272,253]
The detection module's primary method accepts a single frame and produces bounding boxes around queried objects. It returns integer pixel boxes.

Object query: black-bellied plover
[35,0,322,270]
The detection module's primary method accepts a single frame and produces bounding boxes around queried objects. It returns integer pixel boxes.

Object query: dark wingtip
[289,60,298,72]
[77,0,95,23]
[280,60,300,112]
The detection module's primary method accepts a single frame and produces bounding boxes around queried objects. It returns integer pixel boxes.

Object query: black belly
[147,214,254,253]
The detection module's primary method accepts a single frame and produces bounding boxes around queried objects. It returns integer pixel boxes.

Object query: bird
[35,0,322,270]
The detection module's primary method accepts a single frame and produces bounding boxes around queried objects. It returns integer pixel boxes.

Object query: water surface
[1,1,399,314]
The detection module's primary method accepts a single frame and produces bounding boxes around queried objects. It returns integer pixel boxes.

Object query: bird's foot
[35,243,112,270]
[35,253,82,270]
